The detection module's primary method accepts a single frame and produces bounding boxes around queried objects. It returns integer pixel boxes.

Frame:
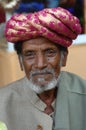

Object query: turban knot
[5,7,82,47]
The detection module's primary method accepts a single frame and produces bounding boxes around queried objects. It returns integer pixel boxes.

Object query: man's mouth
[32,72,51,76]
[30,69,55,83]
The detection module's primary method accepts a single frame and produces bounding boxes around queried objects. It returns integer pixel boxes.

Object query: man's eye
[45,49,57,56]
[24,52,35,59]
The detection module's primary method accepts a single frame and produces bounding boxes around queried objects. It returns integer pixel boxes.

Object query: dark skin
[19,37,67,113]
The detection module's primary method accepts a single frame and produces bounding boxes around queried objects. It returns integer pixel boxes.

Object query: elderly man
[0,7,86,130]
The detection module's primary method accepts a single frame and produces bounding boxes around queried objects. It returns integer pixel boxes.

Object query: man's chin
[32,81,50,88]
[28,77,59,94]
[31,77,53,87]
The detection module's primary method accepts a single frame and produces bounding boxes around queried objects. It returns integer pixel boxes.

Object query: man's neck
[38,87,57,106]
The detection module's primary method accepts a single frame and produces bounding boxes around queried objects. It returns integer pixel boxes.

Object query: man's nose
[35,54,47,69]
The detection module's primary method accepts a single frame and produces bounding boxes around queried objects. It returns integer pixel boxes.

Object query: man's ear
[18,55,24,71]
[62,51,68,67]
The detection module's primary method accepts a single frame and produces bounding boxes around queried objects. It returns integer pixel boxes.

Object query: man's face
[21,37,66,89]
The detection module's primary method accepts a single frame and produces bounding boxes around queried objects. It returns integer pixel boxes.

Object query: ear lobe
[18,55,24,71]
[62,52,68,67]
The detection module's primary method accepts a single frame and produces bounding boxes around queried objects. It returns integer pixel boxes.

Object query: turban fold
[5,7,82,47]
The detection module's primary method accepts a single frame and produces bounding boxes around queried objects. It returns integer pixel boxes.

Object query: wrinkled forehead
[22,37,55,45]
[15,36,67,55]
[22,37,59,50]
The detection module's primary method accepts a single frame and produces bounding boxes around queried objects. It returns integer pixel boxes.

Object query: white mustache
[30,68,55,77]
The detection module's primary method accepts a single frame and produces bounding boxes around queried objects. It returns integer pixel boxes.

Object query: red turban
[5,7,82,47]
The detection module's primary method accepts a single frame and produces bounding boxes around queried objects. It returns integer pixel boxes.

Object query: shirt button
[37,125,43,130]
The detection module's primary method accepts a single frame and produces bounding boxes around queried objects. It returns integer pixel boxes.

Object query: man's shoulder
[2,77,26,88]
[61,71,86,82]
[0,77,27,96]
[61,71,86,94]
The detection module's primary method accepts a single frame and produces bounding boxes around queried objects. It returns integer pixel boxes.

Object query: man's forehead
[22,37,57,48]
[22,37,59,53]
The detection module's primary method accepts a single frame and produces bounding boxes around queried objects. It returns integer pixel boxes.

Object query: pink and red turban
[5,7,82,47]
